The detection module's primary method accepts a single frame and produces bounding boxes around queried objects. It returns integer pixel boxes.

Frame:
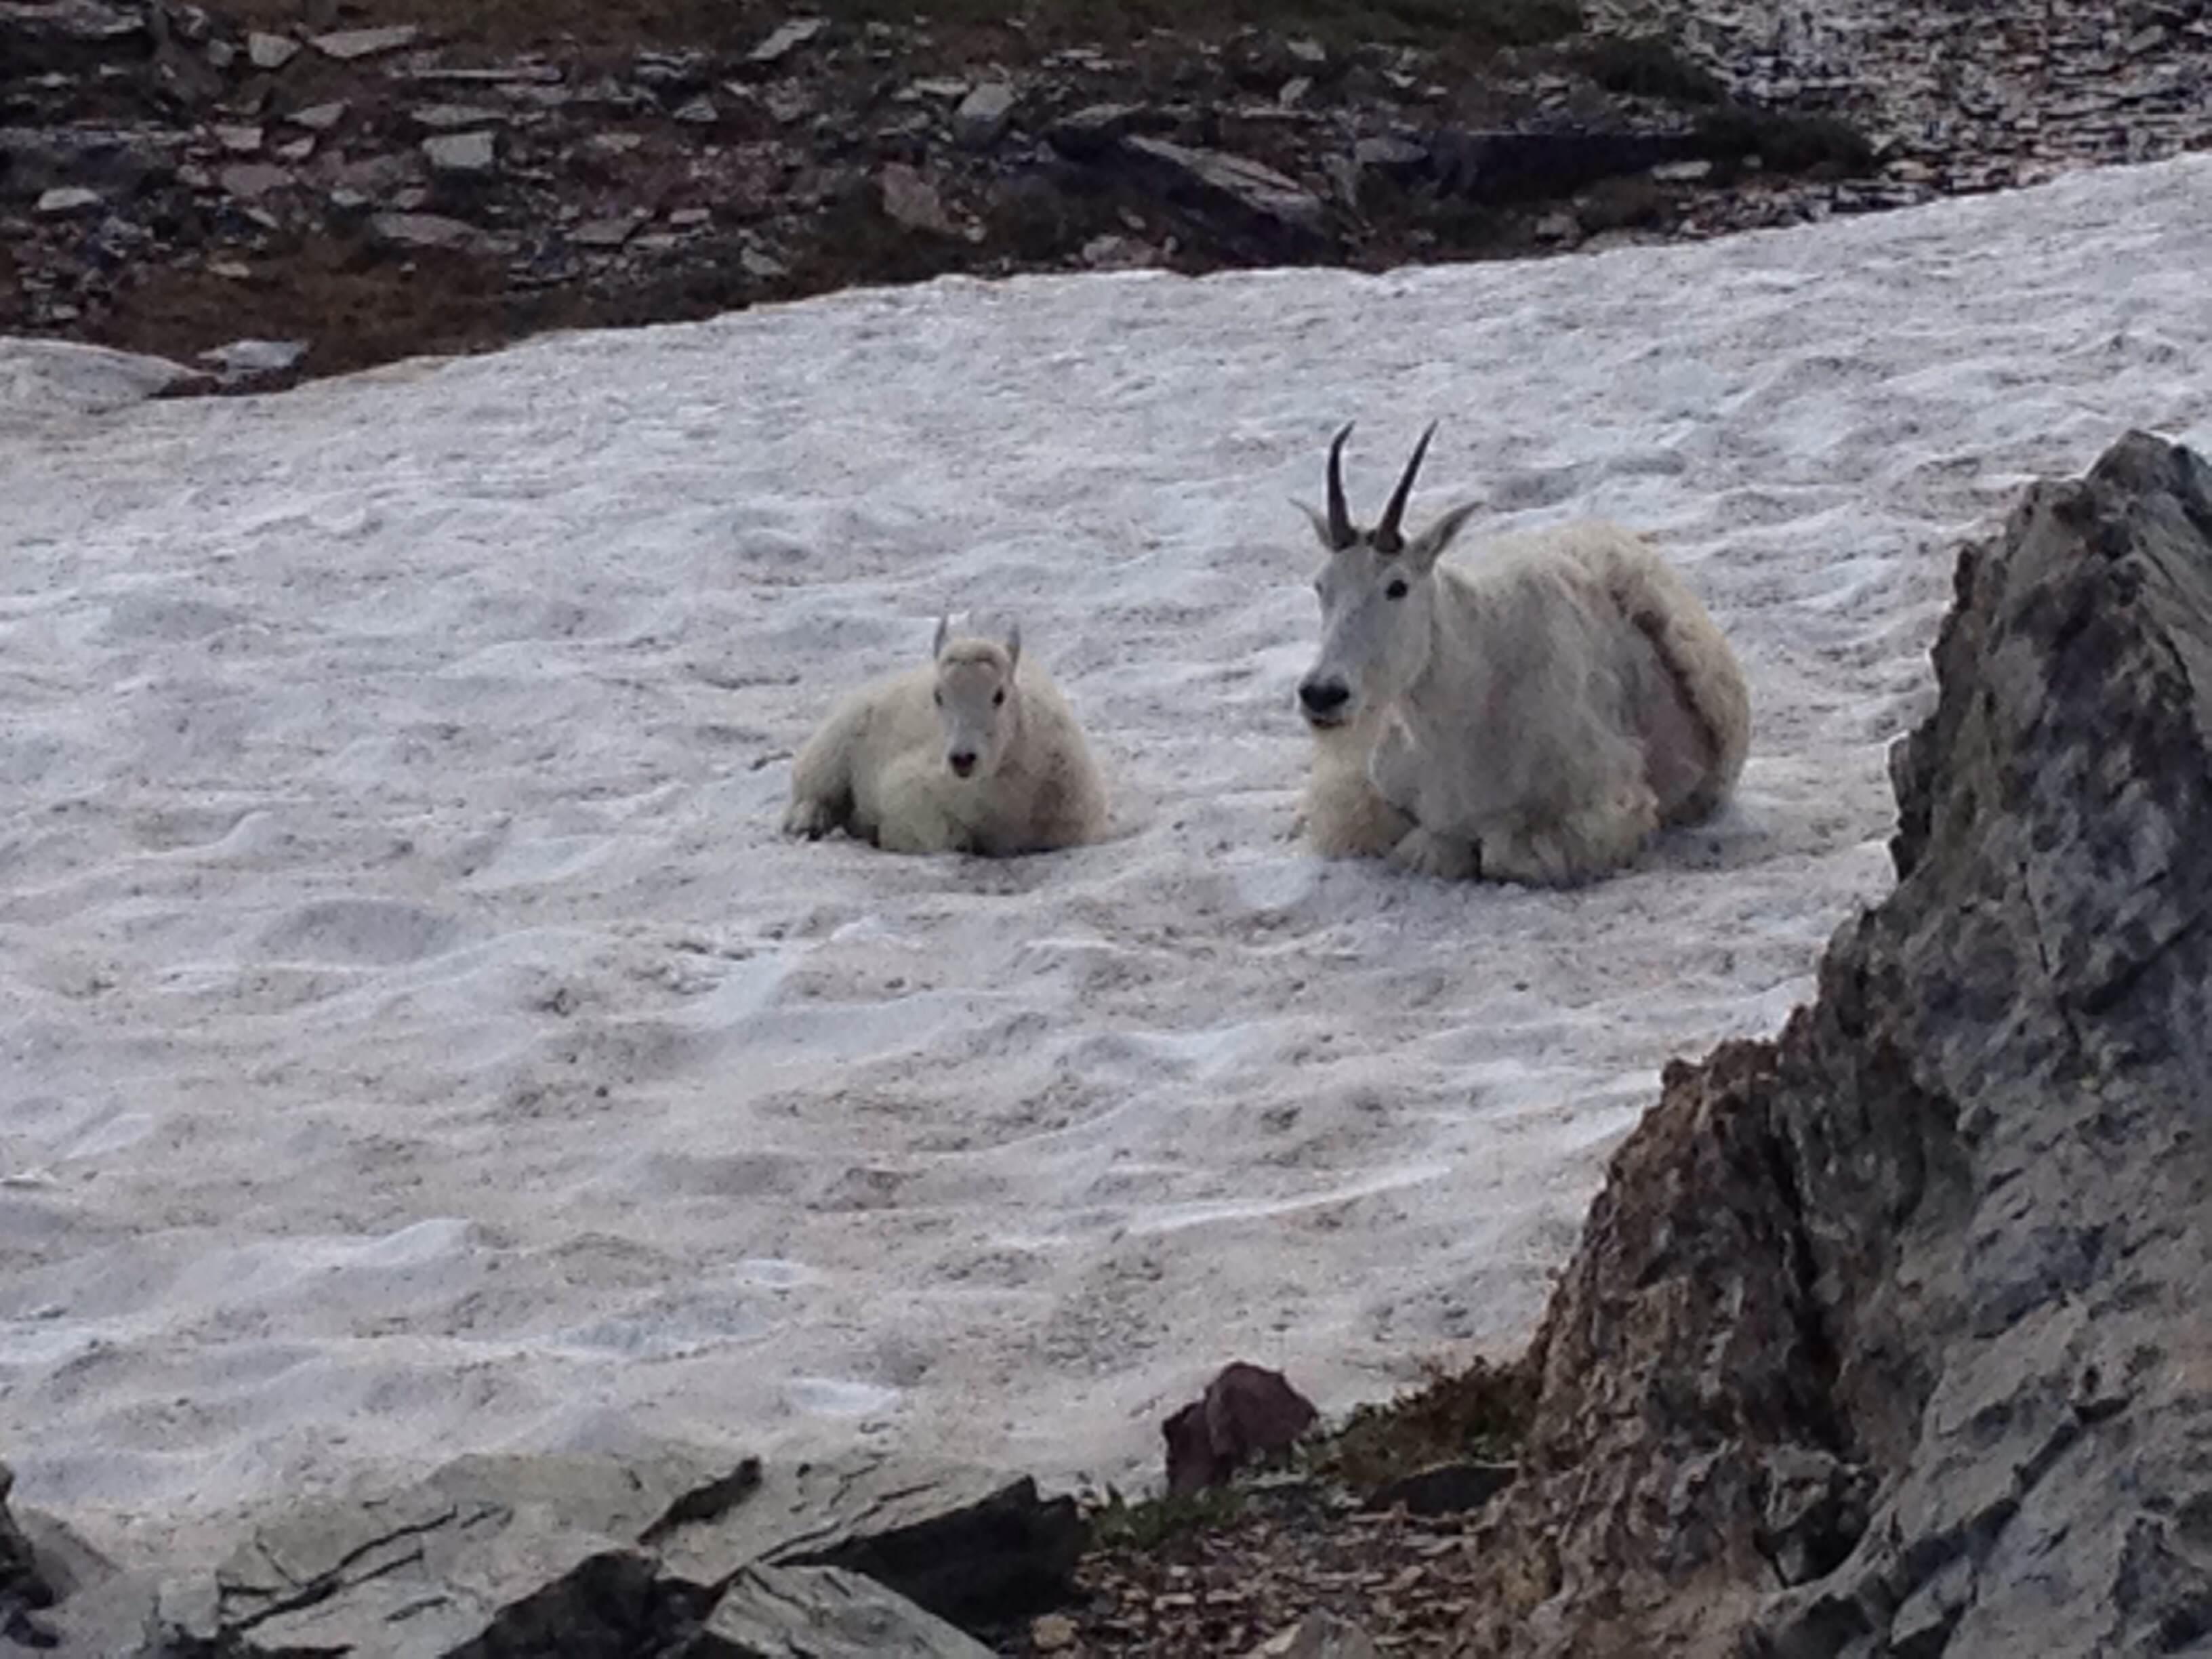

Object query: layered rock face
[1458,430,2212,1658]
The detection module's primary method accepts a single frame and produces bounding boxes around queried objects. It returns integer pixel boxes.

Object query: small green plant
[1303,1355,1535,1495]
[1086,1483,1251,1553]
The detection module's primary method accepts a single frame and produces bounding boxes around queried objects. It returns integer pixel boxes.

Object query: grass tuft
[1087,1483,1251,1552]
[1303,1356,1534,1494]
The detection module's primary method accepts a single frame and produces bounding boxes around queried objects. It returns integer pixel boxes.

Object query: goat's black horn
[1325,422,1356,551]
[1375,421,1437,554]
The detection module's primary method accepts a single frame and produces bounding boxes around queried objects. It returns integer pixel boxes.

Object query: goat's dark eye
[1385,579,1410,600]
[933,690,943,706]
[992,689,1006,707]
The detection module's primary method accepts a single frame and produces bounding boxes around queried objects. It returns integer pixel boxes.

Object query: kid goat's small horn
[1374,421,1438,556]
[1325,422,1357,551]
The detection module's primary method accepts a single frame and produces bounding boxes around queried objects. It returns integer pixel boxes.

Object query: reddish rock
[1164,1362,1319,1496]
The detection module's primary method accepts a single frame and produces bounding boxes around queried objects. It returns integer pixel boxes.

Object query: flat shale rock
[1452,430,2212,1657]
[155,1448,756,1656]
[369,211,504,255]
[657,1452,1084,1629]
[142,1445,1076,1656]
[674,1563,994,1658]
[1115,136,1331,257]
[310,24,420,61]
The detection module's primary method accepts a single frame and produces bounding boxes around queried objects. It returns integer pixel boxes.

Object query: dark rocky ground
[6,0,2211,392]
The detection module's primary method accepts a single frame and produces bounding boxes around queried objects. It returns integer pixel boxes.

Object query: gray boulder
[878,162,961,238]
[1,1460,56,1645]
[951,81,1017,150]
[1454,430,2212,1657]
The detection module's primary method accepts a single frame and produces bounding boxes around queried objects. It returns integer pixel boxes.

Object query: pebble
[35,186,102,216]
[422,131,497,173]
[247,32,300,71]
[750,17,827,64]
[311,24,420,61]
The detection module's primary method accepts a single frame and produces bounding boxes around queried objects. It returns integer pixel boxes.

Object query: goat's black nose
[1298,680,1351,715]
[949,751,978,777]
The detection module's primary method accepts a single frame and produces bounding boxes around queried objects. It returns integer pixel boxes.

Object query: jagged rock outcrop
[1454,430,2212,1658]
[1,1460,58,1647]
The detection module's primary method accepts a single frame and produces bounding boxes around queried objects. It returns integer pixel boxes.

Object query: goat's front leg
[868,758,973,855]
[1371,714,1482,879]
[1366,710,1426,819]
[782,793,844,840]
[1482,784,1659,886]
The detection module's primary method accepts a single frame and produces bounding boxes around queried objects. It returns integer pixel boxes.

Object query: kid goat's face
[933,657,1013,779]
[928,618,1023,781]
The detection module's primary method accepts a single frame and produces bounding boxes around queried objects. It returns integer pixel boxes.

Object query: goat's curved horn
[1374,421,1438,555]
[1325,422,1356,550]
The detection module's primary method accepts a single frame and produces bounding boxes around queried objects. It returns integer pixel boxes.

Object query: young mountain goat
[783,617,1109,857]
[1296,423,1750,885]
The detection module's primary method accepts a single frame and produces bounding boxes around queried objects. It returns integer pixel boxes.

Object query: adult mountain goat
[1296,423,1750,885]
[783,616,1109,857]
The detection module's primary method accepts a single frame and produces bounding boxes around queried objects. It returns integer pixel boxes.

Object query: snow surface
[3,154,2210,1565]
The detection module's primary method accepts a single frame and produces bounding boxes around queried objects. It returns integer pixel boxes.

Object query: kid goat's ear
[1003,620,1022,675]
[933,613,951,660]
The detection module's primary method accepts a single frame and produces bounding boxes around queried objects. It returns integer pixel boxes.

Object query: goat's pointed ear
[1003,620,1021,676]
[1294,499,1340,554]
[933,613,951,659]
[1406,501,1481,573]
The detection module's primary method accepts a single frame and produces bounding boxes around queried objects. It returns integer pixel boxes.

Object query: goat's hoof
[1390,827,1481,882]
[783,801,838,840]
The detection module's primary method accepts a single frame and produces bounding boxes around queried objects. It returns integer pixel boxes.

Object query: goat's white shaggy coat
[1297,427,1750,886]
[783,621,1109,856]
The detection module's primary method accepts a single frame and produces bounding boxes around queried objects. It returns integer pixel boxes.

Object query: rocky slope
[1453,428,2212,1657]
[5,0,2210,389]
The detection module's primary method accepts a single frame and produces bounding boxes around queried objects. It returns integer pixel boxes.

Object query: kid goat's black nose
[949,751,978,776]
[1298,679,1350,714]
